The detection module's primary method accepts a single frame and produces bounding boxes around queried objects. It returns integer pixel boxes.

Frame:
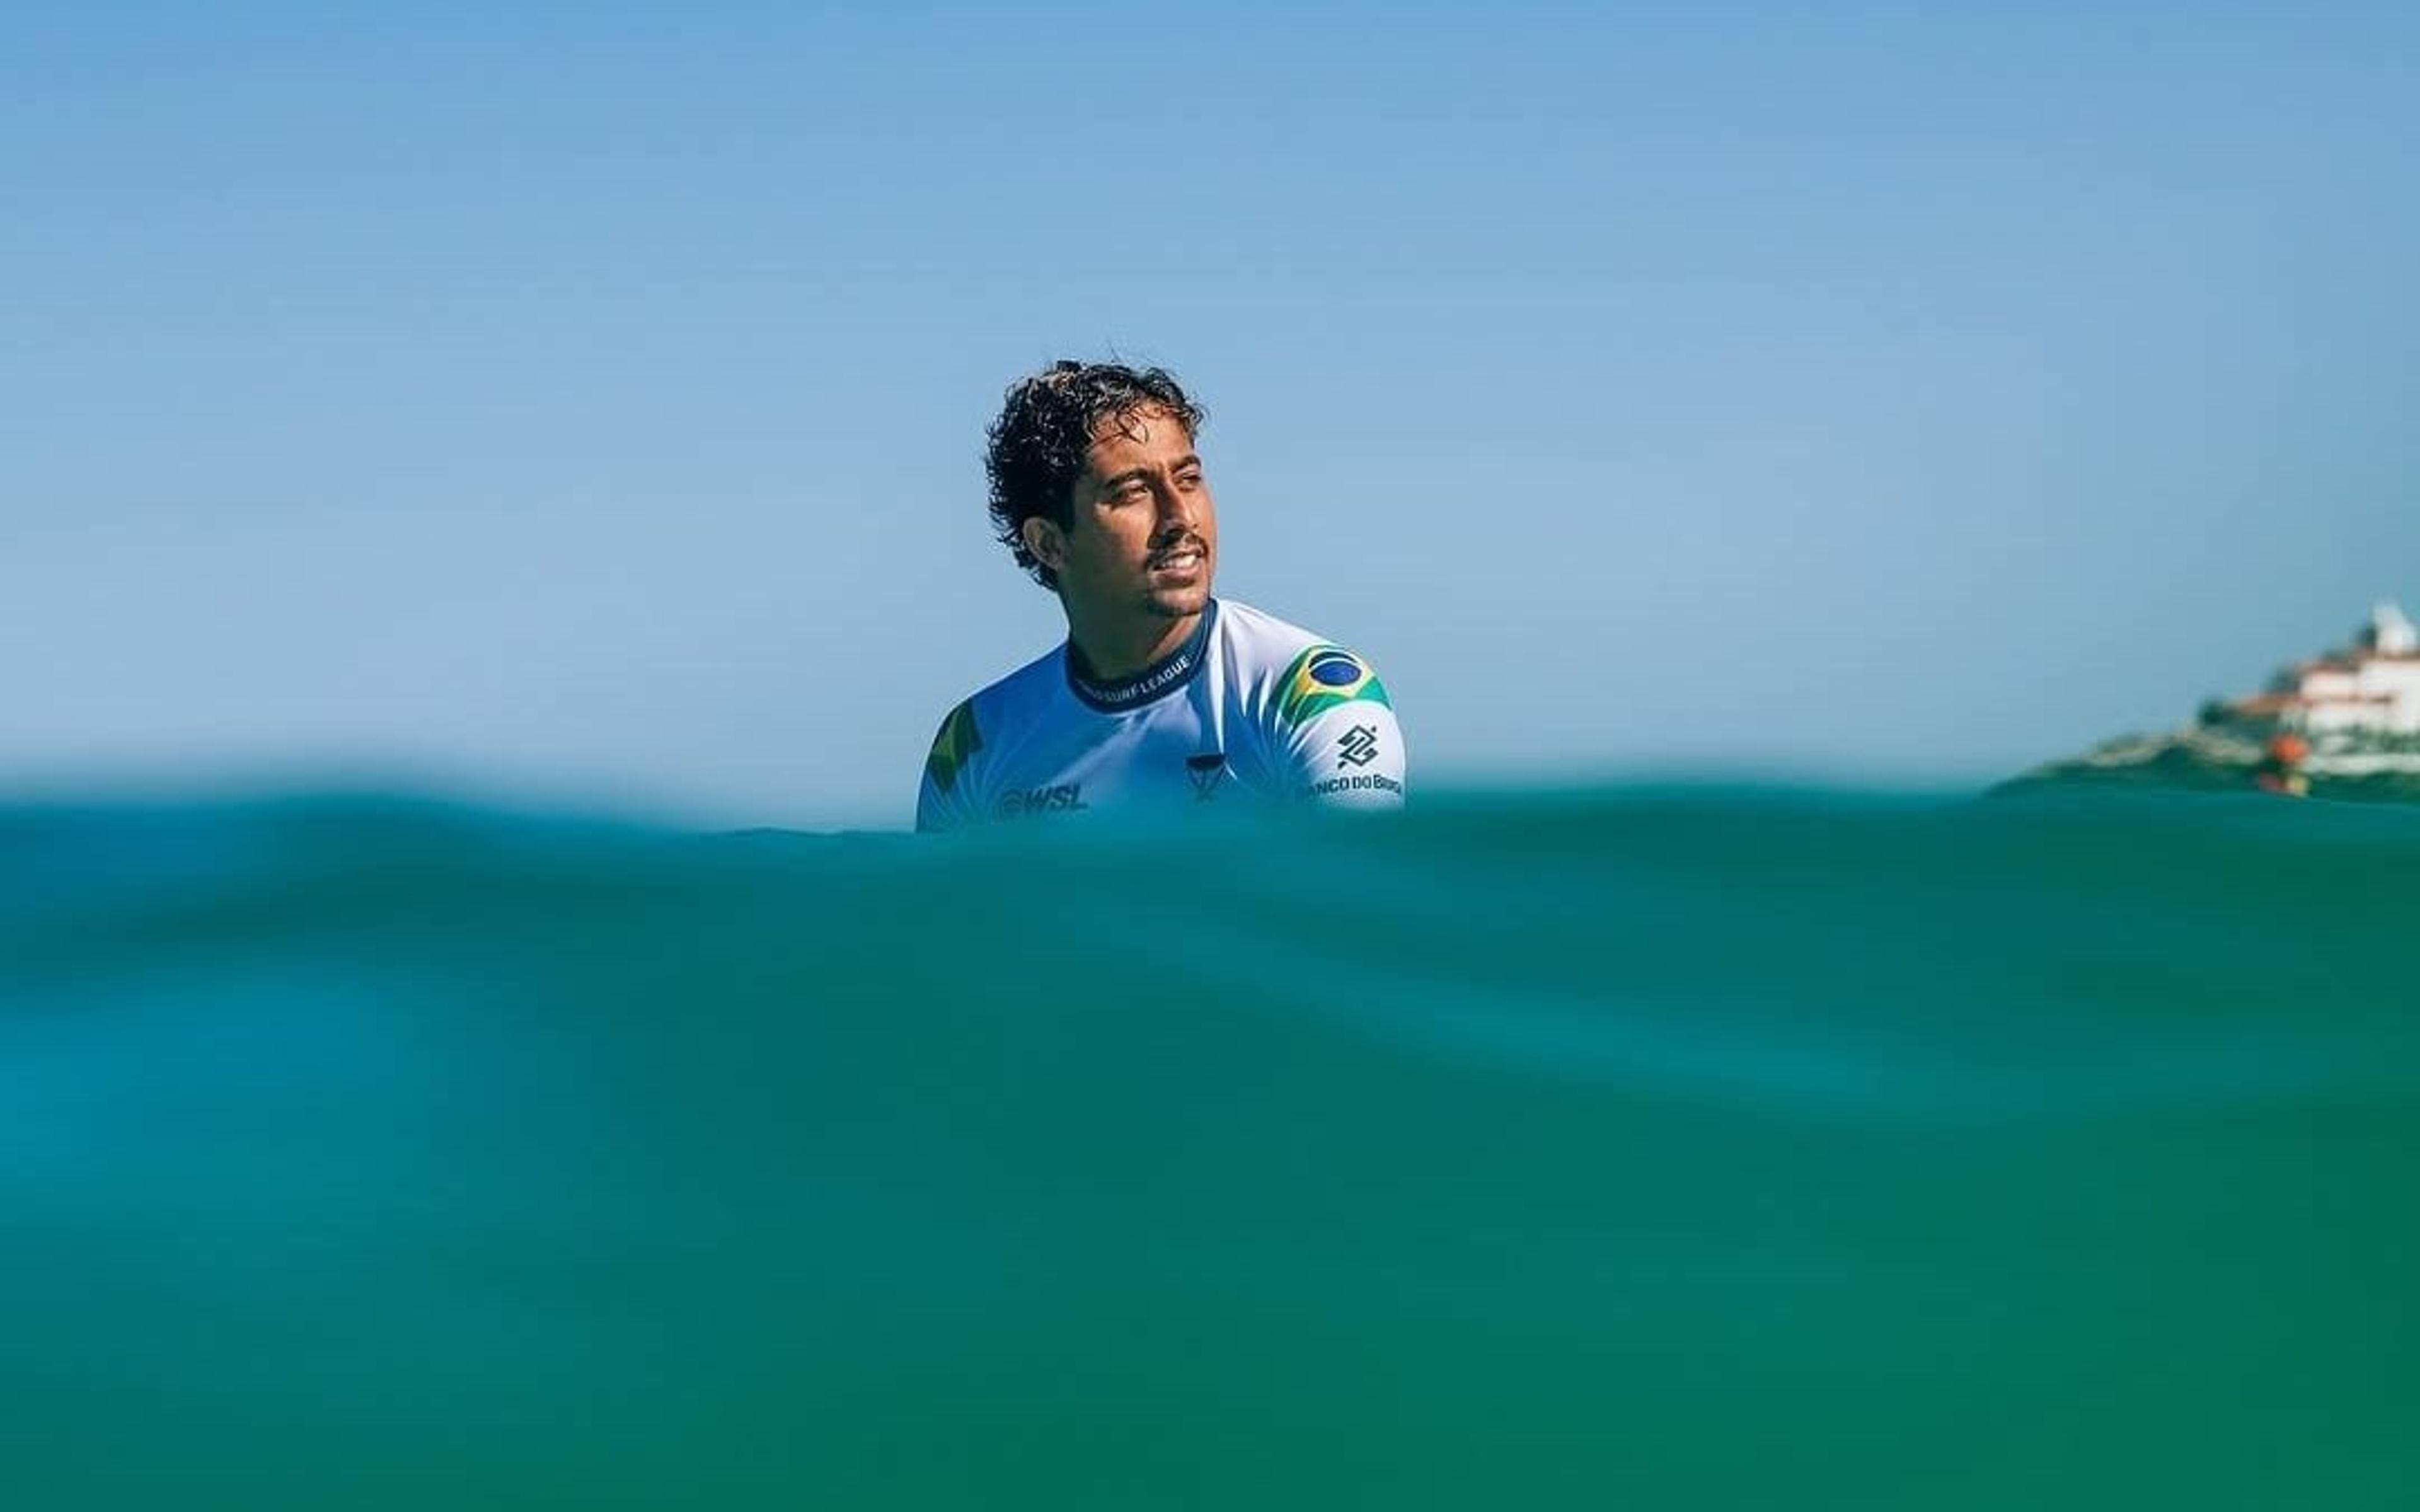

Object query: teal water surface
[4,788,2416,1508]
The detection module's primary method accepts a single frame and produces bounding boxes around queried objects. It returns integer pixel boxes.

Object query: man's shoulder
[1217,599,1394,723]
[954,640,1066,720]
[921,643,1064,794]
[1214,599,1326,673]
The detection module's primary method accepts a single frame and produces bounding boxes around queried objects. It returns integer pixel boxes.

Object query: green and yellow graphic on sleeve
[924,701,984,795]
[1277,646,1392,726]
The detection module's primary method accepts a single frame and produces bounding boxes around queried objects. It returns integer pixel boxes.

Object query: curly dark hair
[985,360,1207,591]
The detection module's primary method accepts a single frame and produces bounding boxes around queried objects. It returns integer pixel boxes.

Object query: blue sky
[7,2,2416,826]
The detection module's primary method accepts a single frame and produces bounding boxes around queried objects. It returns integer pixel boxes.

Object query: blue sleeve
[916,700,984,832]
[1269,646,1406,810]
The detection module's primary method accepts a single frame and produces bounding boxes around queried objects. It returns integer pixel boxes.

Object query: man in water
[917,360,1406,830]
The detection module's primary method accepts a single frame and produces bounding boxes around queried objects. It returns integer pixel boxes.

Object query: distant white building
[2230,602,2420,739]
[2373,600,2419,656]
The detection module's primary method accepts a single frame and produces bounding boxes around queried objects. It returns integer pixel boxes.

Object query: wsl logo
[994,784,1086,818]
[1336,725,1380,769]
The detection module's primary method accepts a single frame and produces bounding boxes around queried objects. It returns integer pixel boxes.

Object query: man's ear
[1021,515,1067,573]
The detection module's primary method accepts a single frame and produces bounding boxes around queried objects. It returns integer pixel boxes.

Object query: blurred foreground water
[3,788,2416,1509]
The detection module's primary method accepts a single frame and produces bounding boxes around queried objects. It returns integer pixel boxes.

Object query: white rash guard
[916,599,1406,831]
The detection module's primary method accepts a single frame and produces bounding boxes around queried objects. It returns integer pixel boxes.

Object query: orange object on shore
[2269,734,2311,766]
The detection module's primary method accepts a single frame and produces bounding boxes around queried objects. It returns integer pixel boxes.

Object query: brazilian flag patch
[925,701,983,794]
[1277,646,1391,726]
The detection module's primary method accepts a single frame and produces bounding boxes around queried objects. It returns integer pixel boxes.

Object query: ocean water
[4,787,2417,1509]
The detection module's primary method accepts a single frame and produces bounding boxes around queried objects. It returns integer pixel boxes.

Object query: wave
[6,787,2416,1508]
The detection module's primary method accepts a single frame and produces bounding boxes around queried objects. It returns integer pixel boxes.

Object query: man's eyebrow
[1097,455,1203,491]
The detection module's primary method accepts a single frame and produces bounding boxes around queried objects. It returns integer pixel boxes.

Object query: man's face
[1033,403,1218,624]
